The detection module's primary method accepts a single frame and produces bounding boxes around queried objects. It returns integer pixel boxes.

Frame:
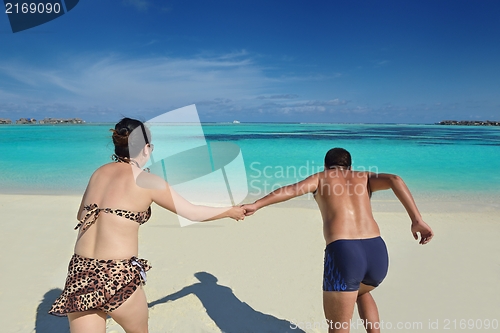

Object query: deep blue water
[0,123,499,196]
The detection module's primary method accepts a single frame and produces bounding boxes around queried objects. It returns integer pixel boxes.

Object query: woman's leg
[356,283,380,333]
[68,310,107,333]
[109,286,149,333]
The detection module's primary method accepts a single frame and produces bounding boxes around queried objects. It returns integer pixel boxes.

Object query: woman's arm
[76,176,94,220]
[150,178,245,222]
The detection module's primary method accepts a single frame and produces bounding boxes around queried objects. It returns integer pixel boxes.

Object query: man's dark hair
[324,148,352,169]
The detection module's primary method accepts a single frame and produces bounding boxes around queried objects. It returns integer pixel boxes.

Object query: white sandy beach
[0,193,499,333]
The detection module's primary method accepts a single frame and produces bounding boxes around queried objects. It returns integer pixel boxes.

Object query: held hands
[241,203,258,216]
[411,220,434,245]
[228,206,246,221]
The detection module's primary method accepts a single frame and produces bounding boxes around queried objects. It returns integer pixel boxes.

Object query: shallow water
[0,123,499,198]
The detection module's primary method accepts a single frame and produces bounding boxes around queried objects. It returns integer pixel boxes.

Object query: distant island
[0,117,85,125]
[1,117,499,126]
[438,120,499,126]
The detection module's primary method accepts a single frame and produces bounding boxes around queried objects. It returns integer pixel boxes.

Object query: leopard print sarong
[49,253,151,316]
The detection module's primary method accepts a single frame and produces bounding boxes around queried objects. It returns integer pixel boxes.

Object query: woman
[49,118,245,333]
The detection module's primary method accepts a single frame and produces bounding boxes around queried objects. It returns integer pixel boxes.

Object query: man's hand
[241,203,258,216]
[411,220,434,245]
[227,206,246,221]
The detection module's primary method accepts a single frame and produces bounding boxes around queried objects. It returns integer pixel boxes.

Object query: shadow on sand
[36,273,303,333]
[34,288,70,333]
[149,272,304,333]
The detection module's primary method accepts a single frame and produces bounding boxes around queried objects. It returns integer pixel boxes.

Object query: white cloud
[0,53,271,116]
[372,60,390,68]
[0,52,356,120]
[276,73,342,82]
[243,99,351,115]
[0,89,20,100]
[122,0,150,11]
[256,94,298,100]
[280,105,326,113]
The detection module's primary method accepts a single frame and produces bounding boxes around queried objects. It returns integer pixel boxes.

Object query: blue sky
[1,0,499,123]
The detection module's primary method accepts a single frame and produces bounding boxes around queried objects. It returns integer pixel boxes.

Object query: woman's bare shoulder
[96,162,117,171]
[86,163,118,184]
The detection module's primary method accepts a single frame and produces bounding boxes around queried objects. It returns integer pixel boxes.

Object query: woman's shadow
[34,288,70,333]
[149,272,304,333]
[36,273,305,333]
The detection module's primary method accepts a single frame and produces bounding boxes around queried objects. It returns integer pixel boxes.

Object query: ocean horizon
[1,123,499,205]
[2,121,497,125]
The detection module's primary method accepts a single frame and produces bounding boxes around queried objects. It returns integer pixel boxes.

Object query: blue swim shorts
[323,236,389,292]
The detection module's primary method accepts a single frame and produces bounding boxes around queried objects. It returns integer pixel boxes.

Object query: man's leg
[356,283,379,333]
[323,290,358,333]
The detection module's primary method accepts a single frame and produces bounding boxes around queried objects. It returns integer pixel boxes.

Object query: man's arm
[242,173,319,216]
[369,173,422,221]
[369,173,434,244]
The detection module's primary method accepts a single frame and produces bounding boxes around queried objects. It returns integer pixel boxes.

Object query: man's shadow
[149,272,304,333]
[35,273,304,333]
[34,288,70,333]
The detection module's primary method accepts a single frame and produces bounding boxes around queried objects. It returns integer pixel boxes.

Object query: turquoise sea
[0,124,499,201]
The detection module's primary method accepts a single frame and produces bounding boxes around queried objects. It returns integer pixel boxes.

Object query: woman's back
[74,162,153,260]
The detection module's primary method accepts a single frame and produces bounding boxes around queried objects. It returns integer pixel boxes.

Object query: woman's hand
[227,206,246,221]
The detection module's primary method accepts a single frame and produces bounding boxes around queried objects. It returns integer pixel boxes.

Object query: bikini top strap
[74,204,112,233]
[110,207,151,224]
[74,204,151,232]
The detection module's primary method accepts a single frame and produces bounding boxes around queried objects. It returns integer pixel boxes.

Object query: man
[242,148,433,333]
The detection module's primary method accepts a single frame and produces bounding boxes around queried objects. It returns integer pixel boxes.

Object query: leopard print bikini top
[74,203,152,233]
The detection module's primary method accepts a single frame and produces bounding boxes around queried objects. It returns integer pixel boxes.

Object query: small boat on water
[233,120,241,124]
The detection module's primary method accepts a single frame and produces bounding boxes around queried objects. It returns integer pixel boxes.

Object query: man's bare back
[313,168,380,244]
